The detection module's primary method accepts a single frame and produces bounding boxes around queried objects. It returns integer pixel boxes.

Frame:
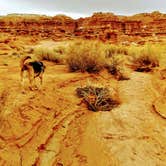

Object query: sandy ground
[0,54,166,166]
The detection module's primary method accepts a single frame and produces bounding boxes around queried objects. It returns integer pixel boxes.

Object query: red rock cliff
[0,12,166,42]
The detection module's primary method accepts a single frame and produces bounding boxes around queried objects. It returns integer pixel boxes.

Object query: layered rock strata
[0,12,166,42]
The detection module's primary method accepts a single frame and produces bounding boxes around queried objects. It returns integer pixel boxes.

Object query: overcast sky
[0,0,166,18]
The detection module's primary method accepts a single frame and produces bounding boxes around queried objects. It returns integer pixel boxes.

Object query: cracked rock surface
[0,56,166,166]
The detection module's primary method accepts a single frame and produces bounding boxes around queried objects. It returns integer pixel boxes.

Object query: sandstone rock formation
[0,14,76,40]
[0,11,166,42]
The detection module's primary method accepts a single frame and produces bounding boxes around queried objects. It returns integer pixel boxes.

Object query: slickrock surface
[0,55,166,166]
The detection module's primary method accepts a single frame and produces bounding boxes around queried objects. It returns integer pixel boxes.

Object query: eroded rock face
[0,15,76,40]
[0,12,166,42]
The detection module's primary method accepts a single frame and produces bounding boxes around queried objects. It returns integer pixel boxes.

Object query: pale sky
[0,0,166,18]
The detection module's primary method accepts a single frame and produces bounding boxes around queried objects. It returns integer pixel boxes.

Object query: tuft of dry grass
[76,85,120,112]
[105,55,129,80]
[33,42,68,64]
[129,45,161,72]
[65,40,130,78]
[32,40,166,78]
[104,44,129,58]
[66,40,106,73]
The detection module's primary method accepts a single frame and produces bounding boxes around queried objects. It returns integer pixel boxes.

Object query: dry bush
[129,45,161,72]
[76,86,120,112]
[128,45,141,57]
[66,40,129,77]
[66,40,106,73]
[104,44,129,58]
[156,44,166,68]
[34,43,67,64]
[104,44,130,80]
[105,54,129,80]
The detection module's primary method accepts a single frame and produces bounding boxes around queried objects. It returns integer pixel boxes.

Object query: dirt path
[60,72,166,166]
[0,56,166,166]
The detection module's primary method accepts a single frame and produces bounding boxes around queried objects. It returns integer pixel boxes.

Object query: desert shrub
[128,45,141,57]
[114,45,129,55]
[34,43,67,64]
[104,45,117,58]
[105,55,129,80]
[129,45,160,72]
[66,40,106,73]
[76,86,120,112]
[154,44,166,68]
[104,44,129,58]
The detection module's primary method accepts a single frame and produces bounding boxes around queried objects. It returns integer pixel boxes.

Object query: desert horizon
[0,10,165,19]
[1,0,166,19]
[0,10,166,19]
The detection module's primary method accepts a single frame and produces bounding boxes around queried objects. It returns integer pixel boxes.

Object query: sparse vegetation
[55,40,129,79]
[34,42,67,64]
[105,55,129,80]
[32,40,166,78]
[129,45,160,72]
[104,44,128,58]
[76,86,120,112]
[66,40,106,73]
